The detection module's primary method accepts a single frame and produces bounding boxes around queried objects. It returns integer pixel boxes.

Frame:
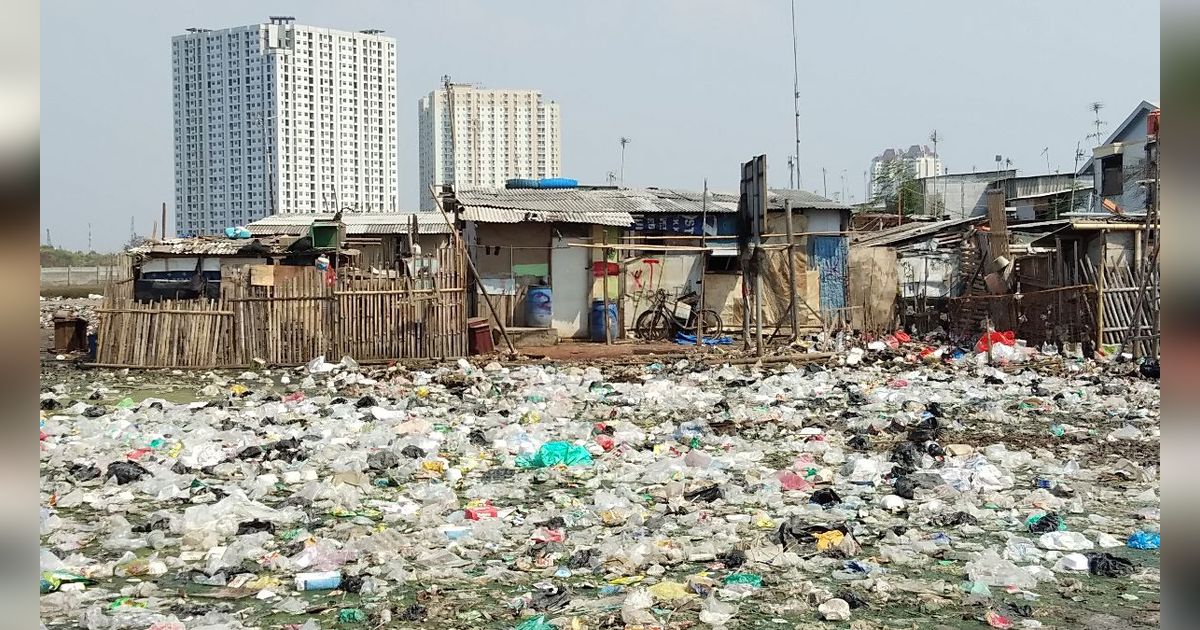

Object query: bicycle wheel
[633,309,653,338]
[638,311,671,341]
[692,309,723,338]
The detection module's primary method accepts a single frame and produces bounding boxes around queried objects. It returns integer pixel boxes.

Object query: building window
[1100,154,1124,197]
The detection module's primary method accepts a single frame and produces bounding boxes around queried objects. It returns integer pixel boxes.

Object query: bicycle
[634,288,723,341]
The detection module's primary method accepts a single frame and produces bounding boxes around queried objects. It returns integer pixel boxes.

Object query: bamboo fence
[95,246,468,368]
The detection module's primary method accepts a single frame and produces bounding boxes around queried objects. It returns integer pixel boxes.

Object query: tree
[871,160,924,216]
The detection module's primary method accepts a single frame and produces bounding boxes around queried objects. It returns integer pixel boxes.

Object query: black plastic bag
[893,476,916,500]
[367,450,398,471]
[1027,512,1062,534]
[717,548,746,569]
[810,488,841,506]
[1086,552,1135,577]
[354,395,377,409]
[401,445,426,459]
[106,461,149,485]
[685,484,724,503]
[236,519,275,535]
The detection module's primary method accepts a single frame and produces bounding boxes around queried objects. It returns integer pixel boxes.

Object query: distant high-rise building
[868,145,943,199]
[418,84,560,209]
[172,17,397,236]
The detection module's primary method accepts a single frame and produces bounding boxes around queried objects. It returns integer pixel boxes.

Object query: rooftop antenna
[790,0,803,188]
[618,137,631,187]
[1088,101,1106,146]
[605,171,617,186]
[1070,140,1086,212]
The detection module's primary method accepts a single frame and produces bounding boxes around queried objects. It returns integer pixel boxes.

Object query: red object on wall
[1147,109,1160,137]
[592,261,620,277]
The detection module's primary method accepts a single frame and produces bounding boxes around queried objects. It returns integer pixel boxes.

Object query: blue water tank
[526,286,553,328]
[590,299,618,342]
[537,178,579,189]
[505,177,579,189]
[505,178,540,189]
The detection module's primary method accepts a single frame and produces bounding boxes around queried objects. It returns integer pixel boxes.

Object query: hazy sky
[41,0,1160,251]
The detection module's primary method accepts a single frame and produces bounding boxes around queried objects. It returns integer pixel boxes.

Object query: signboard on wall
[631,215,703,235]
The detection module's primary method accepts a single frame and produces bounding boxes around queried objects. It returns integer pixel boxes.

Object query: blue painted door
[809,236,848,313]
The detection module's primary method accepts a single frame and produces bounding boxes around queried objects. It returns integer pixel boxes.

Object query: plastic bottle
[294,570,342,591]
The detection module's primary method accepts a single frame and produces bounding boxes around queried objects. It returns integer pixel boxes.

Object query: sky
[40,0,1160,252]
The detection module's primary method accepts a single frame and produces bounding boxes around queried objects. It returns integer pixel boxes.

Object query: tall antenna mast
[87,223,92,251]
[618,137,631,187]
[45,228,52,248]
[929,129,940,159]
[790,0,802,188]
[442,74,456,196]
[1089,101,1106,145]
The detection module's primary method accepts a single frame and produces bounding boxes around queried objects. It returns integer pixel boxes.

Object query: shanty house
[447,185,850,341]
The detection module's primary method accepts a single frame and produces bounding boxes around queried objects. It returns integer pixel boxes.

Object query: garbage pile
[40,297,100,333]
[39,349,1159,628]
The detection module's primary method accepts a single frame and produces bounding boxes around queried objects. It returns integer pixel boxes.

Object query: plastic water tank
[526,286,553,328]
[590,299,618,342]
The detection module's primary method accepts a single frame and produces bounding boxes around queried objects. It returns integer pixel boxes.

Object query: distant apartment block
[172,17,397,236]
[868,145,944,199]
[418,84,560,209]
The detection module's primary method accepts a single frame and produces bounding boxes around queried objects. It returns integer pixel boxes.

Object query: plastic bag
[515,441,593,468]
[975,330,1016,353]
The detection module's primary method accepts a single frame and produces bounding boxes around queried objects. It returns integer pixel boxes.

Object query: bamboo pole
[603,232,612,345]
[784,199,798,342]
[1096,230,1107,351]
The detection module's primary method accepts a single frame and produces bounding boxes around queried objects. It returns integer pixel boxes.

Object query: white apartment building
[868,145,944,199]
[173,17,397,236]
[417,84,560,209]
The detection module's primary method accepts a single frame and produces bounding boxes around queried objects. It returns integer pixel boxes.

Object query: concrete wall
[1092,108,1150,214]
[622,253,703,329]
[473,222,552,280]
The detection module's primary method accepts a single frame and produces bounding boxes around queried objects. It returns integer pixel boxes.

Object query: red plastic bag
[594,434,615,451]
[975,331,1016,353]
[894,330,911,343]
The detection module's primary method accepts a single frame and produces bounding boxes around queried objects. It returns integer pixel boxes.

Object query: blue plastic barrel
[590,299,618,342]
[526,286,553,328]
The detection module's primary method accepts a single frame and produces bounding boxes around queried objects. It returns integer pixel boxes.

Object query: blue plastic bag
[1127,530,1160,549]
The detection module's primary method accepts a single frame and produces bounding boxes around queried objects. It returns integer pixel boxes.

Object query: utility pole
[787,156,795,189]
[443,74,456,196]
[790,0,802,188]
[619,137,631,187]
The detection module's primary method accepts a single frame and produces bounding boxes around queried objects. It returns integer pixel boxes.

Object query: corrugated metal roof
[453,186,846,225]
[460,205,634,226]
[128,236,301,256]
[767,189,852,211]
[246,212,454,235]
[851,215,984,247]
